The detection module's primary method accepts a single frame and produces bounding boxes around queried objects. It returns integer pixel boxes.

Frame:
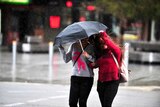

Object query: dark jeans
[69,76,94,107]
[97,80,119,107]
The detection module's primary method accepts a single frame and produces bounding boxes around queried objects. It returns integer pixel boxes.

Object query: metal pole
[48,41,54,82]
[49,41,54,65]
[124,42,130,69]
[12,40,17,82]
[12,40,17,65]
[151,20,155,41]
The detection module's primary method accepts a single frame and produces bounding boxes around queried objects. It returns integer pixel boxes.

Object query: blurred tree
[95,0,160,41]
[96,0,160,20]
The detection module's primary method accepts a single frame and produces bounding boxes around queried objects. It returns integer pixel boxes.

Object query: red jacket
[93,32,122,82]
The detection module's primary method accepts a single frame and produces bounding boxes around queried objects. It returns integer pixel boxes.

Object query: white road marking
[2,95,68,107]
[3,102,25,107]
[49,95,68,99]
[27,98,48,103]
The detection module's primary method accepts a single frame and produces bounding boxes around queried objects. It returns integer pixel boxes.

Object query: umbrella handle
[79,40,84,52]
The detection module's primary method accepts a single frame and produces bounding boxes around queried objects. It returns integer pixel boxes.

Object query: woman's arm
[100,32,122,63]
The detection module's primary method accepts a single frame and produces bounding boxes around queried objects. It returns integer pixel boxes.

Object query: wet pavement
[0,47,160,107]
[0,49,160,86]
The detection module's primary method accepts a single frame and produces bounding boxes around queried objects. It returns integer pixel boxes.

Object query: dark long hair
[94,35,104,59]
[94,32,123,62]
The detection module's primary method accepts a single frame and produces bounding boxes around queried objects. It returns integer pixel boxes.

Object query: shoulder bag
[111,52,129,83]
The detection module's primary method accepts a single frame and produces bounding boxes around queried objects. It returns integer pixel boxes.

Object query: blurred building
[0,0,100,47]
[0,0,62,46]
[1,0,159,47]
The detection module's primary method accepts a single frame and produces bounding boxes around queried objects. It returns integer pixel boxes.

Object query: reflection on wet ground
[0,51,160,86]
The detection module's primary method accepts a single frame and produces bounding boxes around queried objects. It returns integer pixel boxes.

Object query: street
[0,49,160,107]
[0,82,160,107]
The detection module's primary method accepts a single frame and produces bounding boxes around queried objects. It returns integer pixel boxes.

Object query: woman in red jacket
[90,31,122,107]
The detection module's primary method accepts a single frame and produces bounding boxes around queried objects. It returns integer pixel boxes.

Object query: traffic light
[66,0,72,8]
[49,16,61,28]
[79,16,86,21]
[87,5,95,11]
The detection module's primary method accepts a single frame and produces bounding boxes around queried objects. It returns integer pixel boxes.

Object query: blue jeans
[69,76,93,107]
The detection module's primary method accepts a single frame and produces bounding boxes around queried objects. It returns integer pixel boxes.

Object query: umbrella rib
[79,40,84,52]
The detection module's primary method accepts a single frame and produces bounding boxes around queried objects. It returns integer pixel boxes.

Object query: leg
[79,77,93,107]
[97,81,105,107]
[103,81,119,107]
[69,76,80,107]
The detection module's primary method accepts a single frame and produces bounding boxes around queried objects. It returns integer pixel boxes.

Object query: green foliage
[95,0,160,20]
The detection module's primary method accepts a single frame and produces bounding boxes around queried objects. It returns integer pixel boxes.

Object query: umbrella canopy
[54,21,107,46]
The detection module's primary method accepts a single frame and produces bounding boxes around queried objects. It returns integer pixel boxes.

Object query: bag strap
[111,52,120,69]
[73,44,88,66]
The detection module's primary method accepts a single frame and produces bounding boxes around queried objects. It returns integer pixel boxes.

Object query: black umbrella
[54,21,107,51]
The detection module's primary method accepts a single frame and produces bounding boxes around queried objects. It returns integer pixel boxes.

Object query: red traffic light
[49,16,61,28]
[87,5,95,11]
[66,0,72,8]
[79,16,86,21]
